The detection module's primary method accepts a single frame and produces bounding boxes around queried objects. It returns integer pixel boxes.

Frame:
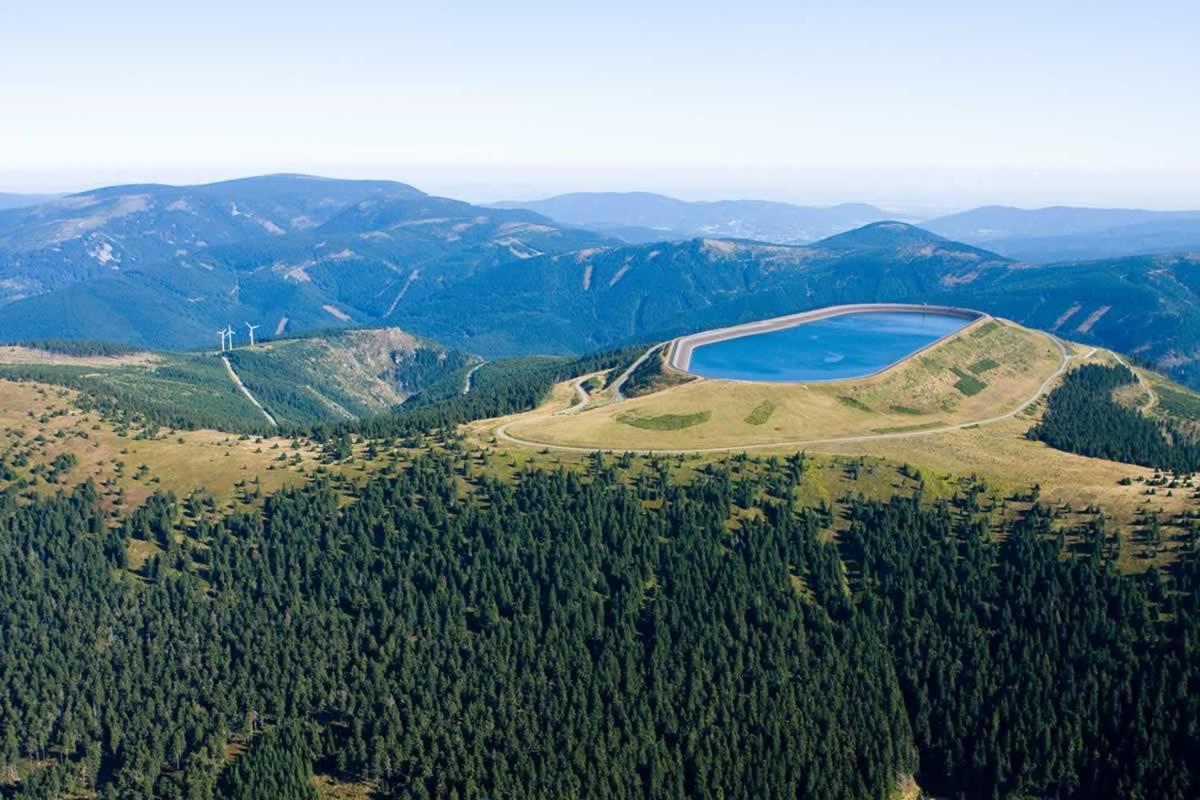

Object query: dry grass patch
[313,774,378,799]
[803,415,1195,572]
[0,345,158,367]
[0,380,320,508]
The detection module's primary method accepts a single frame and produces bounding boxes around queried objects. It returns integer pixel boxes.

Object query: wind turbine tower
[244,321,260,347]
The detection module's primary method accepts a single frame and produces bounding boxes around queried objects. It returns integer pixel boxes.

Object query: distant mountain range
[0,192,62,211]
[4,175,1200,389]
[493,192,895,244]
[496,193,1200,263]
[922,205,1200,262]
[0,174,607,347]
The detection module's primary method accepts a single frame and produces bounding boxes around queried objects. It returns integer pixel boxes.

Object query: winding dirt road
[494,333,1093,455]
[462,361,488,395]
[1110,352,1157,411]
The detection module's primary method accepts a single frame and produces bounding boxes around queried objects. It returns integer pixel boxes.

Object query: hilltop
[501,316,1062,451]
[474,314,1200,563]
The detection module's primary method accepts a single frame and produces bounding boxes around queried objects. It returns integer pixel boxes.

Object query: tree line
[1029,363,1200,471]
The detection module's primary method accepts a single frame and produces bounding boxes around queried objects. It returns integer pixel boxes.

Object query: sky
[3,0,1199,211]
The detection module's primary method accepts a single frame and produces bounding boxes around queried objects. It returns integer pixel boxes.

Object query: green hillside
[0,328,475,432]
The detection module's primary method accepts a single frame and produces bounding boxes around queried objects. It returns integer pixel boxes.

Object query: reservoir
[684,310,975,382]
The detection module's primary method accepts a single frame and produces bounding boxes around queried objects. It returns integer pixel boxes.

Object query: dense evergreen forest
[1029,363,1200,471]
[1,452,1198,798]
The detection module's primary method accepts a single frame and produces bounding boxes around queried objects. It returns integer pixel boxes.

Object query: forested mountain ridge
[396,223,1200,389]
[0,174,608,347]
[392,223,1012,354]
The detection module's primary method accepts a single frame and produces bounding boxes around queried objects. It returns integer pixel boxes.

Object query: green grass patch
[888,405,923,416]
[951,367,988,396]
[1157,385,1200,422]
[744,400,776,426]
[617,410,711,431]
[870,420,949,435]
[969,358,1000,375]
[968,320,1000,338]
[837,395,873,412]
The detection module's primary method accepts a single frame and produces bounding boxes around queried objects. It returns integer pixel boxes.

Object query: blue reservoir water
[687,311,973,382]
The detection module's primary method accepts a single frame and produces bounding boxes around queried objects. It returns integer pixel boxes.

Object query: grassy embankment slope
[506,318,1060,449]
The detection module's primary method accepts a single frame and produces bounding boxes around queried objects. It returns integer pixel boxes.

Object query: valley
[0,328,475,431]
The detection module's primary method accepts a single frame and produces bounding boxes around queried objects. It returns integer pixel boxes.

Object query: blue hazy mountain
[0,192,62,211]
[0,174,609,347]
[923,205,1200,262]
[493,191,894,244]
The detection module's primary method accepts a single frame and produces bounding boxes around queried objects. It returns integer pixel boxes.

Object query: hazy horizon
[5,164,1200,217]
[4,1,1198,212]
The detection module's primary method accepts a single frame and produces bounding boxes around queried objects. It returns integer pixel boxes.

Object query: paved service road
[222,356,278,427]
[610,343,665,402]
[555,377,592,415]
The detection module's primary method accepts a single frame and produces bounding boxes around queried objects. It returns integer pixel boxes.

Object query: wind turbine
[244,321,260,347]
[217,328,229,353]
[224,325,235,350]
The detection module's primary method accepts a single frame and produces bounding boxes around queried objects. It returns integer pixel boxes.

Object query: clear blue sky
[3,0,1198,209]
